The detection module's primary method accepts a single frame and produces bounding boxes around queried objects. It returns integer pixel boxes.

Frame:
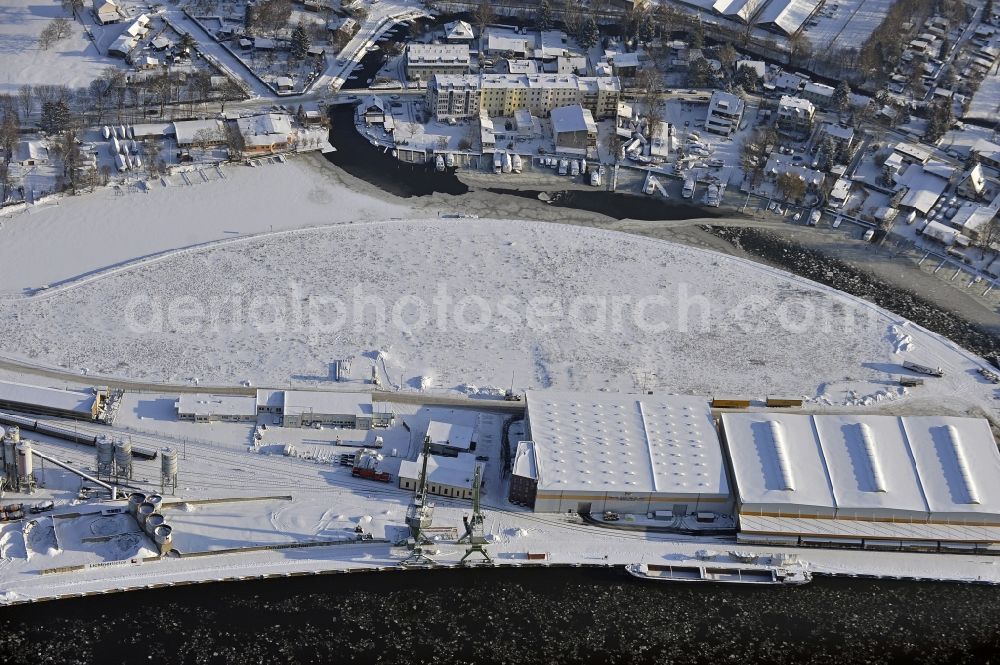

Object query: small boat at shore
[625,562,812,586]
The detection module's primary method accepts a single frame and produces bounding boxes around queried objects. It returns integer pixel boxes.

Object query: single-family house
[17,140,48,166]
[443,20,475,43]
[551,104,597,157]
[92,0,121,24]
[958,163,987,199]
[236,113,293,155]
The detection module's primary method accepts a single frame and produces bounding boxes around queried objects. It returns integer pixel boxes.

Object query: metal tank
[145,494,163,512]
[161,448,178,479]
[3,437,16,474]
[127,492,147,516]
[144,512,165,536]
[16,442,33,492]
[114,439,132,479]
[153,524,173,556]
[96,436,115,478]
[136,501,156,527]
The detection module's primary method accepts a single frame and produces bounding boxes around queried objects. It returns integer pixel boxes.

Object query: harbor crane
[401,436,436,565]
[458,464,492,563]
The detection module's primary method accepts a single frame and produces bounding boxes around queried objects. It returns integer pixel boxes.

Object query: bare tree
[192,128,219,153]
[224,123,245,160]
[976,216,1000,259]
[17,85,33,121]
[219,79,246,113]
[144,140,162,176]
[472,0,495,35]
[776,171,807,202]
[38,18,74,49]
[61,0,85,19]
[0,110,19,157]
[247,0,293,38]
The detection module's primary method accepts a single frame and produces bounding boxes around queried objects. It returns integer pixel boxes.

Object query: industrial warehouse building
[399,453,480,499]
[425,420,476,456]
[513,391,732,514]
[255,390,393,429]
[0,380,105,421]
[509,440,538,507]
[722,412,1000,551]
[175,394,257,423]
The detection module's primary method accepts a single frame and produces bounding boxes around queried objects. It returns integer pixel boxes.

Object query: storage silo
[2,429,15,473]
[153,524,173,556]
[128,492,147,516]
[114,439,132,481]
[145,494,163,513]
[16,442,33,493]
[160,448,178,494]
[144,512,165,537]
[3,438,17,486]
[96,436,115,480]
[136,501,156,527]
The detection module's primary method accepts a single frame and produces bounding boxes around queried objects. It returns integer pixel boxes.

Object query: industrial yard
[0,371,998,606]
[2,1,1000,661]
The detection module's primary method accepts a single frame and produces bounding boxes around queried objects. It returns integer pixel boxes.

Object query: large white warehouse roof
[754,0,823,35]
[723,412,1000,522]
[525,391,729,498]
[0,380,97,417]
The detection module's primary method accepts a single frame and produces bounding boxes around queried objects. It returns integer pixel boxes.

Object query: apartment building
[776,95,815,134]
[426,74,621,122]
[704,90,745,136]
[405,44,471,81]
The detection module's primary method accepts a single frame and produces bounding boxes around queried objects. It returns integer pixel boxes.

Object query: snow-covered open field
[1,215,997,412]
[0,157,413,294]
[0,0,123,96]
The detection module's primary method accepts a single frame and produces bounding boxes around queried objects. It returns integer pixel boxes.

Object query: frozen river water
[0,567,997,664]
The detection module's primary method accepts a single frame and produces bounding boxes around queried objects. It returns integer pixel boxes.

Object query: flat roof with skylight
[525,391,730,513]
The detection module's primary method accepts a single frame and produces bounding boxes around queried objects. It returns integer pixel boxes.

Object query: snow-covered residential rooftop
[524,391,729,498]
[173,119,224,146]
[443,20,474,41]
[406,43,470,66]
[723,412,1000,522]
[894,142,933,164]
[550,104,596,134]
[898,165,949,215]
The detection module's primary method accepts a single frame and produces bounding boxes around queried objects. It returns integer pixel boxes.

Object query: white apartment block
[704,90,745,136]
[426,74,621,122]
[776,95,815,133]
[428,75,483,121]
[405,43,471,81]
